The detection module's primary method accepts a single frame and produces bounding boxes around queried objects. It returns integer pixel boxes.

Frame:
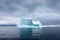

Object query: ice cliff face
[17,18,42,28]
[20,18,33,25]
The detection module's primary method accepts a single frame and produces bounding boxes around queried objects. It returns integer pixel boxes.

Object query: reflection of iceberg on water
[17,18,42,38]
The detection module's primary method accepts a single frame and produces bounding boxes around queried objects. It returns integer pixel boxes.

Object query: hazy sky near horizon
[0,0,60,24]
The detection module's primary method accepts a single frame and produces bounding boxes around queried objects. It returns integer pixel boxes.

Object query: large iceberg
[17,18,42,38]
[17,17,42,28]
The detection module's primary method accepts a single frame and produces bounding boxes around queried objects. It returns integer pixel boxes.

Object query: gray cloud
[0,0,60,24]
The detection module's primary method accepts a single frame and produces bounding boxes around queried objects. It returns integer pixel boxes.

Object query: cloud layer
[0,0,60,24]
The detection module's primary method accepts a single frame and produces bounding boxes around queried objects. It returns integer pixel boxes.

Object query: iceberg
[17,17,43,38]
[17,17,42,28]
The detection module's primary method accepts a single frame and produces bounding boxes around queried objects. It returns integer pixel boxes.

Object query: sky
[0,0,60,25]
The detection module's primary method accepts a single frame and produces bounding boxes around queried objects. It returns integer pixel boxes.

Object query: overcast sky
[0,0,60,25]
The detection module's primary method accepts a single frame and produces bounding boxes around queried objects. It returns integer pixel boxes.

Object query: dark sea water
[0,25,60,40]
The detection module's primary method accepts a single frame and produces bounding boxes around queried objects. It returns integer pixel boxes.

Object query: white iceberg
[17,17,43,28]
[17,17,43,38]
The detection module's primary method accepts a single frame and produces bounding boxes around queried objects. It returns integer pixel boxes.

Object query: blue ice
[17,17,43,28]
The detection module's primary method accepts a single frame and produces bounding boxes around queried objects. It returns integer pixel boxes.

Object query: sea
[0,24,60,40]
